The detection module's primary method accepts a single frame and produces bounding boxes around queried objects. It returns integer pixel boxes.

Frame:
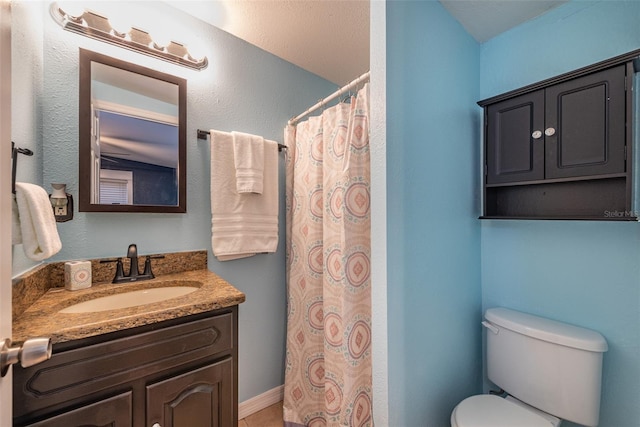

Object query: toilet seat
[451,395,555,427]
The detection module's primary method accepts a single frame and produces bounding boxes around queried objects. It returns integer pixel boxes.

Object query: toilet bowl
[450,307,608,427]
[451,395,561,427]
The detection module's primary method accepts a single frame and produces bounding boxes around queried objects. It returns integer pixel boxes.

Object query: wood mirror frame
[79,49,187,213]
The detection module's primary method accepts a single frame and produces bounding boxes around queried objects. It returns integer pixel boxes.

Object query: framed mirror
[79,49,187,213]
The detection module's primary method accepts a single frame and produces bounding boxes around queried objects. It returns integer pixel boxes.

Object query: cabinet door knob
[531,130,542,139]
[545,127,556,136]
[152,424,161,427]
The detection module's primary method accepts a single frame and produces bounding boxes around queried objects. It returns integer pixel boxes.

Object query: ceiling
[440,0,568,42]
[167,0,568,86]
[166,0,369,86]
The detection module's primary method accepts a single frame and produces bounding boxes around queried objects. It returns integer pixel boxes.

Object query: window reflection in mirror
[79,49,186,213]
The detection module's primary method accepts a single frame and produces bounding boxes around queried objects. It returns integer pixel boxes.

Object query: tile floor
[239,401,283,427]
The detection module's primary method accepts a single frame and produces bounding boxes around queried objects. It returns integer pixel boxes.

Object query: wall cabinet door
[24,392,132,427]
[544,65,626,179]
[486,65,626,185]
[486,90,545,184]
[146,359,233,427]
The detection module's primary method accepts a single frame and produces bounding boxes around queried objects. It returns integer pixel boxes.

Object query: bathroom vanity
[14,309,236,427]
[11,253,245,427]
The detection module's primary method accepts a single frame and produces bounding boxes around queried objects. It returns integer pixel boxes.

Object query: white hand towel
[12,194,22,245]
[14,182,62,261]
[210,130,278,261]
[232,131,264,194]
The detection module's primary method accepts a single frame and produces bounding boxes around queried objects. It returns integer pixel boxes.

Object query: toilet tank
[484,308,608,427]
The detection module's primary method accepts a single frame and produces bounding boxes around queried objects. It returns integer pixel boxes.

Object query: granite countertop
[13,269,245,344]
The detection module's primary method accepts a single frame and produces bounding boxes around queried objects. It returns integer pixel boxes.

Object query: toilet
[451,307,608,427]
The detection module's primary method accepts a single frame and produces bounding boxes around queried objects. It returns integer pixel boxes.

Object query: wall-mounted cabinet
[480,51,639,220]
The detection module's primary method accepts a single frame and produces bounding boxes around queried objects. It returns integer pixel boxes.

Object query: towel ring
[12,142,34,194]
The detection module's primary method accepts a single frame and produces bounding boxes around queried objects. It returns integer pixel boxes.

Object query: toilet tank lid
[485,308,608,352]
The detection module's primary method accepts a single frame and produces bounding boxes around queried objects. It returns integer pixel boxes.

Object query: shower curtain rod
[288,71,370,126]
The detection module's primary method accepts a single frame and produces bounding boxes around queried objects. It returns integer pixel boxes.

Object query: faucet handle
[100,258,126,283]
[142,256,154,278]
[142,255,165,278]
[114,258,125,282]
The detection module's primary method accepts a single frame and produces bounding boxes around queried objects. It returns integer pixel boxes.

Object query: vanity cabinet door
[146,359,233,427]
[23,392,132,427]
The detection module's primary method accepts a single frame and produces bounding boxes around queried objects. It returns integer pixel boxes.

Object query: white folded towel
[14,182,62,261]
[210,130,278,261]
[232,131,265,194]
[12,194,22,245]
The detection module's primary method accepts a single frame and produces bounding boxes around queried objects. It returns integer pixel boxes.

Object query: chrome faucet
[101,244,163,284]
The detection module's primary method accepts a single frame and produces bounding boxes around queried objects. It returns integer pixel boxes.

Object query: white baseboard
[239,385,284,420]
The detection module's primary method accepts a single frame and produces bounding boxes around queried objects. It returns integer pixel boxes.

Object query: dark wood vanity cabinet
[146,359,233,427]
[13,307,238,427]
[22,392,133,427]
[481,53,636,220]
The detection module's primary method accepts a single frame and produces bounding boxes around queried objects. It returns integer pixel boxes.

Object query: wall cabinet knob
[531,130,542,139]
[152,423,161,427]
[545,127,556,136]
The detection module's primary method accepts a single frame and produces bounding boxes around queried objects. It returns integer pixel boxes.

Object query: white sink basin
[59,286,199,314]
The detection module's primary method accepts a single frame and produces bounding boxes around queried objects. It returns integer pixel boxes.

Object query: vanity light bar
[50,3,208,71]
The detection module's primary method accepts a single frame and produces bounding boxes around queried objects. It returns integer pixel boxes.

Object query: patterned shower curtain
[283,83,372,427]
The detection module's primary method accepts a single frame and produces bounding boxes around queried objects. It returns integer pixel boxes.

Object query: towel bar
[196,129,287,152]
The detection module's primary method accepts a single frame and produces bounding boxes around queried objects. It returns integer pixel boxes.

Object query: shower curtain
[283,83,372,427]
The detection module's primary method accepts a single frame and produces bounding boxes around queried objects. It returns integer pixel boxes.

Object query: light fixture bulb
[108,14,133,37]
[57,1,85,19]
[187,39,206,62]
[152,33,172,50]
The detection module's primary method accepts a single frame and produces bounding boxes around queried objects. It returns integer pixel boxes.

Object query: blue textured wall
[14,1,335,403]
[386,2,482,425]
[11,0,44,276]
[480,2,640,426]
